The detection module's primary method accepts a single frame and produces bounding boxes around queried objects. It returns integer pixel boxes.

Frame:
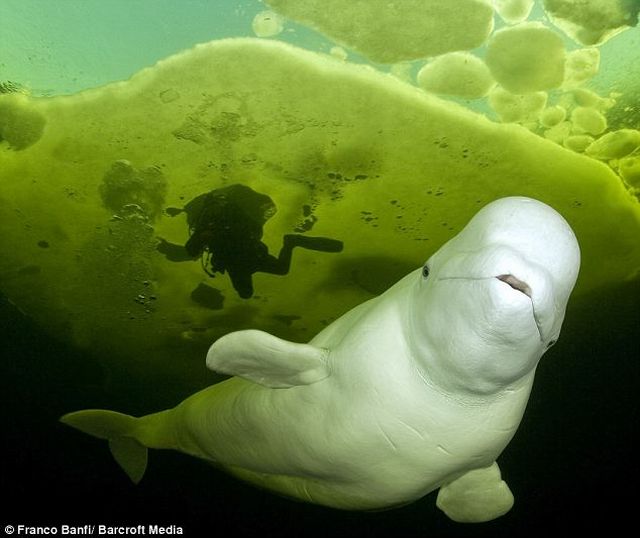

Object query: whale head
[410,197,580,395]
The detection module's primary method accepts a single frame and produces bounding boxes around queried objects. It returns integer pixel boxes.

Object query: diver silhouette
[157,184,343,299]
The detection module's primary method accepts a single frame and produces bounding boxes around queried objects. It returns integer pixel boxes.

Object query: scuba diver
[157,183,343,299]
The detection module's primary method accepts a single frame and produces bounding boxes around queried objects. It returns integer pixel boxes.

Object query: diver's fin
[60,410,148,484]
[283,234,344,253]
[436,462,514,523]
[206,329,330,388]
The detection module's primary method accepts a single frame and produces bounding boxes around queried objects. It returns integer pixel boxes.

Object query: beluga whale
[61,196,580,523]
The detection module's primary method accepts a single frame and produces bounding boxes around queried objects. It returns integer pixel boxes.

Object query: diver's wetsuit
[157,184,343,298]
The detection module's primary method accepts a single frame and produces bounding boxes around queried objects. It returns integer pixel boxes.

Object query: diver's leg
[257,234,344,277]
[257,253,291,276]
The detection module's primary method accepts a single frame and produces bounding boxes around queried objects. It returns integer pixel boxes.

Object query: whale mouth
[496,274,532,298]
[438,273,544,341]
[496,274,544,341]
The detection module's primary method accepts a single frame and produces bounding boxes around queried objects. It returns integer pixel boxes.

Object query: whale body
[61,196,580,523]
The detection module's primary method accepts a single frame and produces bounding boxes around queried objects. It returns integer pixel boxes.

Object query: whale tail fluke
[60,409,148,484]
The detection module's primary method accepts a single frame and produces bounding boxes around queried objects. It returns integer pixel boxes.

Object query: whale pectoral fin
[206,329,330,388]
[436,462,514,523]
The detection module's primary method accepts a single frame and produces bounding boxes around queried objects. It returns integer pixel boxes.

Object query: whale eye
[422,265,430,278]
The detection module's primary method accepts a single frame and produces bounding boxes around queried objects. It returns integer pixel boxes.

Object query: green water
[1,1,638,536]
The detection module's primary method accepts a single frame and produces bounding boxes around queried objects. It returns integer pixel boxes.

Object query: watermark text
[3,525,184,535]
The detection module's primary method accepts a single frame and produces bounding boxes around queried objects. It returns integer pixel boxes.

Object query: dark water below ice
[1,278,638,537]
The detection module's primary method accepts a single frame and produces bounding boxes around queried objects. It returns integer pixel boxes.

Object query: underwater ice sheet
[0,37,639,387]
[265,0,496,63]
